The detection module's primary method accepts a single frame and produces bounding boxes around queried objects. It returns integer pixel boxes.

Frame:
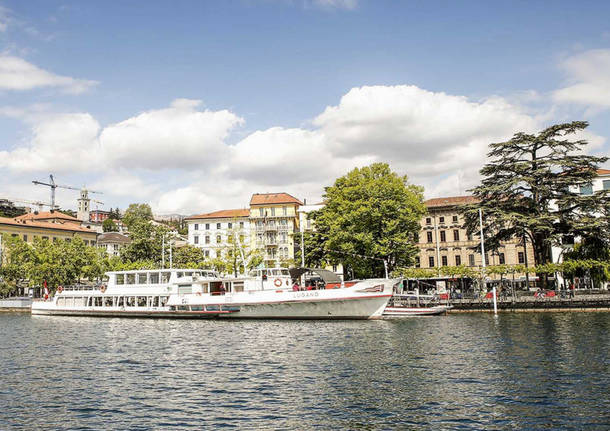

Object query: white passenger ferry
[31,268,395,319]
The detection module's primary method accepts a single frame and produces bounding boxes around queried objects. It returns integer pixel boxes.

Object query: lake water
[1,312,609,430]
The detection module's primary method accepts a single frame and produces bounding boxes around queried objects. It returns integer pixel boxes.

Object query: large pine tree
[464,121,609,275]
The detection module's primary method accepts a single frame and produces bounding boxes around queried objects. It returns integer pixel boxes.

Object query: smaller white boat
[383,292,451,317]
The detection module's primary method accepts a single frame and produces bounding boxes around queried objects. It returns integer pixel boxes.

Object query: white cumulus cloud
[553,49,610,108]
[100,99,243,170]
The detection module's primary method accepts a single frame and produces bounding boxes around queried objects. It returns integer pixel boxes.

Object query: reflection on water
[1,313,609,430]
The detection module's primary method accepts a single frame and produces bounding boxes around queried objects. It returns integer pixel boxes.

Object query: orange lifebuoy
[57,286,63,293]
[100,285,107,293]
[274,278,282,287]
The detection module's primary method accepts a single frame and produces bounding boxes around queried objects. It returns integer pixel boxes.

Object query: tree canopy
[464,121,609,272]
[311,163,426,278]
[122,203,153,229]
[102,218,119,232]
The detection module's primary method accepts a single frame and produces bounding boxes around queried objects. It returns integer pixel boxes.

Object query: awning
[289,267,342,284]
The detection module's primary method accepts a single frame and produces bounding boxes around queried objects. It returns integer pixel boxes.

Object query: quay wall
[0,298,32,312]
[447,294,610,313]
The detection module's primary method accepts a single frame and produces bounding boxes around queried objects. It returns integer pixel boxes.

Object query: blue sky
[1,0,609,214]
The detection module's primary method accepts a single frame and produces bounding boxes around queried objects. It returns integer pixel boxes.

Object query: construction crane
[0,197,56,212]
[92,199,104,211]
[32,174,102,208]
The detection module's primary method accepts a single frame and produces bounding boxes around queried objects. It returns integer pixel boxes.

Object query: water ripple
[1,313,609,429]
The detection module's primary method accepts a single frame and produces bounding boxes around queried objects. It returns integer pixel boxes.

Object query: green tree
[172,244,206,268]
[312,163,426,278]
[563,237,610,289]
[121,220,169,264]
[0,234,35,296]
[122,203,153,229]
[464,121,609,286]
[102,218,119,232]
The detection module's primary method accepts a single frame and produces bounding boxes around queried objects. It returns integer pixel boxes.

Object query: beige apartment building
[416,196,535,273]
[0,211,99,248]
[249,193,303,267]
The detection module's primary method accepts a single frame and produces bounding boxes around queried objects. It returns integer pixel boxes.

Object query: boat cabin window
[126,273,136,284]
[126,297,136,307]
[161,296,168,307]
[210,281,224,295]
[152,297,159,307]
[137,273,148,284]
[177,272,184,278]
[117,297,124,307]
[233,282,244,292]
[137,297,147,307]
[104,297,113,307]
[161,272,171,283]
[94,297,103,307]
[149,272,160,284]
[116,274,124,285]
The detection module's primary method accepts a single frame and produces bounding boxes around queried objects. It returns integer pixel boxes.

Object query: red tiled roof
[597,169,610,175]
[16,211,79,222]
[250,193,303,206]
[425,196,480,208]
[98,232,131,243]
[186,208,250,220]
[0,216,97,234]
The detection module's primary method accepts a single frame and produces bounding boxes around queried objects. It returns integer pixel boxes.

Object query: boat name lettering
[293,291,319,298]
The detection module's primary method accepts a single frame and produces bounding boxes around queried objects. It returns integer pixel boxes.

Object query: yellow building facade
[249,193,303,267]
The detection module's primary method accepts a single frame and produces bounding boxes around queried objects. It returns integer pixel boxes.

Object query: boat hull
[383,305,450,317]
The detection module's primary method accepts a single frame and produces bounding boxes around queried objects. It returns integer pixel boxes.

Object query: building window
[414,232,420,243]
[23,235,28,242]
[194,223,199,230]
[205,236,210,244]
[194,236,199,244]
[499,252,505,264]
[216,223,221,229]
[469,254,475,266]
[428,256,434,267]
[271,207,275,216]
[228,222,232,229]
[452,215,458,223]
[415,256,420,268]
[439,216,445,224]
[453,230,459,241]
[42,236,49,240]
[427,231,433,243]
[240,222,244,228]
[518,251,525,264]
[467,233,474,241]
[216,235,221,243]
[602,180,610,190]
[204,250,210,257]
[283,206,287,216]
[580,184,593,195]
[441,256,448,266]
[259,208,264,216]
[440,231,446,242]
[205,223,210,230]
[455,255,461,266]
[426,217,431,225]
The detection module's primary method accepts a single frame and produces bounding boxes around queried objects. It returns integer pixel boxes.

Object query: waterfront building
[249,193,303,268]
[0,214,99,248]
[97,232,131,257]
[185,209,251,260]
[15,210,81,225]
[416,196,535,275]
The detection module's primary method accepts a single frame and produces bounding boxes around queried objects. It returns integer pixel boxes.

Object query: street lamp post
[479,208,497,314]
